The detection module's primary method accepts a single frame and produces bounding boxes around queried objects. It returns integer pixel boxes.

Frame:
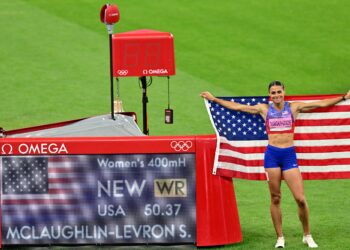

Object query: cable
[116,77,120,98]
[138,76,153,88]
[147,76,153,87]
[167,76,170,109]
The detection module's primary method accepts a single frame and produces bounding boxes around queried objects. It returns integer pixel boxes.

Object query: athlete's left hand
[344,90,350,100]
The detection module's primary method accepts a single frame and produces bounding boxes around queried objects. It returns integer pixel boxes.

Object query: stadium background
[0,0,349,249]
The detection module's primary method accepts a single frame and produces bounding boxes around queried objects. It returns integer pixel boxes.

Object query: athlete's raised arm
[292,90,350,113]
[200,91,267,115]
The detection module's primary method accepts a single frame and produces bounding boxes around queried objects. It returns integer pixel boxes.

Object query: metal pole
[140,76,149,135]
[109,33,115,120]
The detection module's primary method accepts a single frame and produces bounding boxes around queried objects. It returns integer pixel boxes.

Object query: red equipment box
[112,29,175,77]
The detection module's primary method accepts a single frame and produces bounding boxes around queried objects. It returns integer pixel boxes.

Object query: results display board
[1,153,196,244]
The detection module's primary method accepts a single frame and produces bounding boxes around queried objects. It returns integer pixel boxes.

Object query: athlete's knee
[295,196,307,208]
[271,193,281,205]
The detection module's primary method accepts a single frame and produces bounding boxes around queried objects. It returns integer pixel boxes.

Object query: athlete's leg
[282,168,310,235]
[265,168,283,237]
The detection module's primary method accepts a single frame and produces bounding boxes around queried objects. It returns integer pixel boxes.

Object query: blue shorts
[264,145,299,171]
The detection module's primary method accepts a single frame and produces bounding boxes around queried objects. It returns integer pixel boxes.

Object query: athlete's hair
[268,80,285,91]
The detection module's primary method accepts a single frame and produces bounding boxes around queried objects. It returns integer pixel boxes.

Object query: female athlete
[200,81,350,248]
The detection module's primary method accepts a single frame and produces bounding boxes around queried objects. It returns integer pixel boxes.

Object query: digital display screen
[122,42,161,68]
[1,154,196,244]
[112,30,175,77]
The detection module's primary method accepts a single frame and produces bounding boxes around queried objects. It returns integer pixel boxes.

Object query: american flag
[205,95,350,180]
[1,156,97,227]
[1,155,141,244]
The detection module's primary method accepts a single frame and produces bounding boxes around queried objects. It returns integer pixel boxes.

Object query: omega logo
[1,143,68,155]
[1,144,13,155]
[143,69,169,75]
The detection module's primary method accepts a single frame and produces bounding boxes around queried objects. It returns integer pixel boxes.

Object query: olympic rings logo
[117,70,128,76]
[170,141,193,152]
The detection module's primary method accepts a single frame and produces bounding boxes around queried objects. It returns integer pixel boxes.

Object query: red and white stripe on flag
[206,94,350,180]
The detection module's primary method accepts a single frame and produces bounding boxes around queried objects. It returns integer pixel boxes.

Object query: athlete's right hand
[200,91,215,101]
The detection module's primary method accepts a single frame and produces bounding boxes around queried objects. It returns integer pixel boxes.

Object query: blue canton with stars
[208,96,269,141]
[2,157,48,194]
